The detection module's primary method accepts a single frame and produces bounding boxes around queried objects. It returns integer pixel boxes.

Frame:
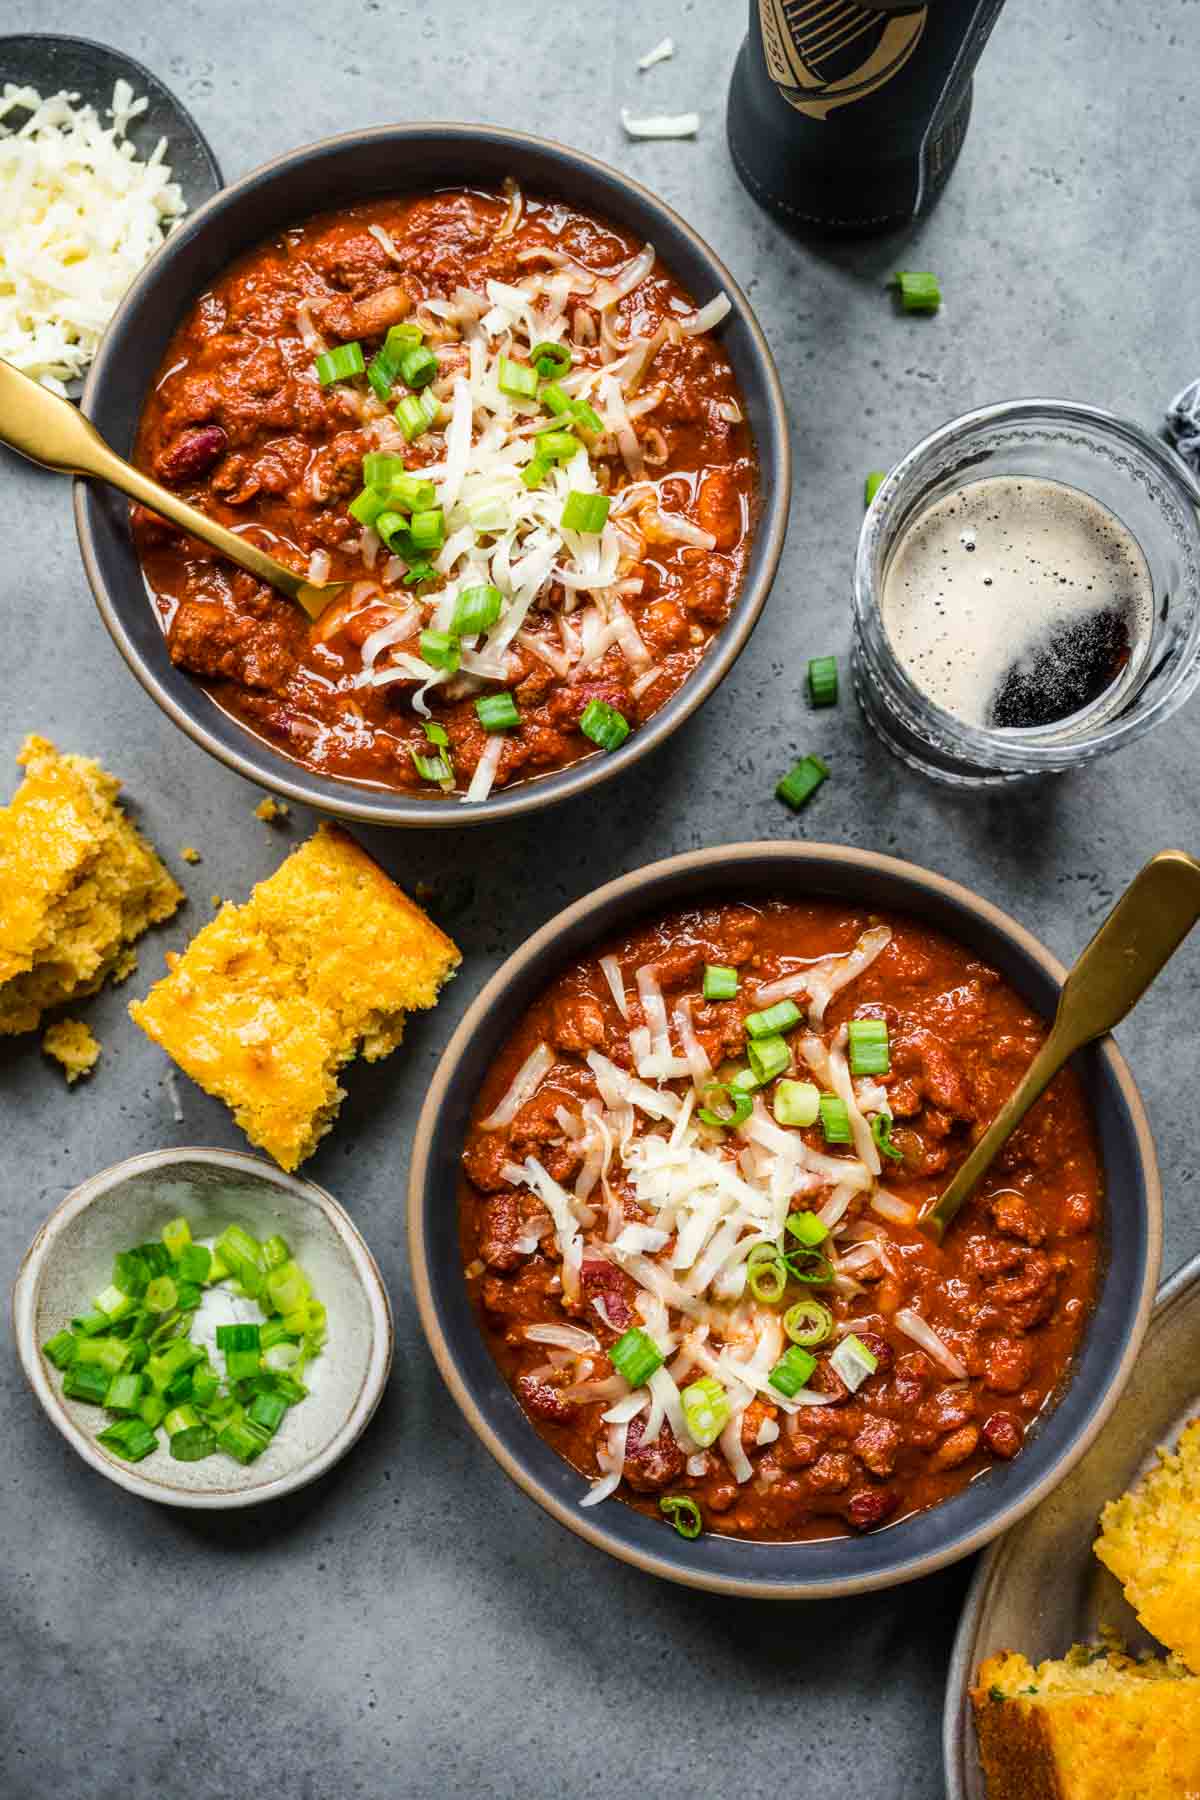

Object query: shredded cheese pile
[483,928,973,1509]
[0,80,185,393]
[319,223,733,803]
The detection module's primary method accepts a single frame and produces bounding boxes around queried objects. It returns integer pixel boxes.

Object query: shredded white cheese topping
[0,81,185,393]
[637,38,676,70]
[620,110,701,140]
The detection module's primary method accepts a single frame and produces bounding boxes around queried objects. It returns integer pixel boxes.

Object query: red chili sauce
[460,901,1102,1544]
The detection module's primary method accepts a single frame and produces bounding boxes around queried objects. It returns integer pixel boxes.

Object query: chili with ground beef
[460,901,1101,1543]
[132,186,757,797]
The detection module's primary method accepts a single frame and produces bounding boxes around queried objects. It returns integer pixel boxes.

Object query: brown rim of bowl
[407,841,1162,1597]
[74,121,791,828]
[12,1146,394,1509]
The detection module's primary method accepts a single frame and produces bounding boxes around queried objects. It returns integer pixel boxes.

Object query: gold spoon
[0,357,341,621]
[921,849,1200,1242]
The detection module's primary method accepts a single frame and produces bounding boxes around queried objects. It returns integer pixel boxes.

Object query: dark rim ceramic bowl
[408,842,1161,1597]
[75,123,790,827]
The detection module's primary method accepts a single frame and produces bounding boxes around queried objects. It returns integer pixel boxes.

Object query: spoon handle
[0,358,328,619]
[923,850,1200,1241]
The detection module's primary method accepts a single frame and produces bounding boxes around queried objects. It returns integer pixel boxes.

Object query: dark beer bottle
[727,0,1007,235]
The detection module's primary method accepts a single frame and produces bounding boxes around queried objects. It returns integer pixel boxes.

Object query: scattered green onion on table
[42,1215,327,1469]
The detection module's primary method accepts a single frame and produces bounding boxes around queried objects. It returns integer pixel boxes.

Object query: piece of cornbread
[0,735,182,1035]
[972,1646,1200,1799]
[1093,1417,1200,1673]
[42,1017,101,1083]
[129,822,460,1170]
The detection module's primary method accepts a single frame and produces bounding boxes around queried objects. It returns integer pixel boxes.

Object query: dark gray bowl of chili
[74,124,789,825]
[408,843,1160,1597]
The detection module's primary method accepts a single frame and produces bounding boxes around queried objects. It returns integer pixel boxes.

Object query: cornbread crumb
[180,845,202,864]
[0,736,182,1036]
[129,822,461,1170]
[254,796,289,823]
[971,1646,1200,1799]
[1094,1417,1200,1673]
[42,1017,101,1083]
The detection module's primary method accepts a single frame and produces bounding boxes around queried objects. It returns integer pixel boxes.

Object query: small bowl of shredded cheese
[0,34,222,395]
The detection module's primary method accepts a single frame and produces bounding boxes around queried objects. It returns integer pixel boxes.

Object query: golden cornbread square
[0,735,183,1036]
[42,1017,101,1083]
[1093,1417,1200,1673]
[129,822,461,1170]
[972,1646,1200,1800]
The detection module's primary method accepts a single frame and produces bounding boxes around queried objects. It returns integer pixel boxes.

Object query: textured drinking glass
[852,400,1200,785]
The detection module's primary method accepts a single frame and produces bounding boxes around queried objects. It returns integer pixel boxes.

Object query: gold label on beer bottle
[758,0,928,119]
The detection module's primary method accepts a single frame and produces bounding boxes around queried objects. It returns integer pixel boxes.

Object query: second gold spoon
[922,849,1200,1242]
[0,357,341,621]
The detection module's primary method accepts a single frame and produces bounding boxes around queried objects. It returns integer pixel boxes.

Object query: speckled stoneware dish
[944,1249,1200,1799]
[408,842,1161,1598]
[13,1148,392,1507]
[74,122,790,828]
[0,34,223,397]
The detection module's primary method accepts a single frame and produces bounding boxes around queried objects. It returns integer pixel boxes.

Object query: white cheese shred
[620,109,700,140]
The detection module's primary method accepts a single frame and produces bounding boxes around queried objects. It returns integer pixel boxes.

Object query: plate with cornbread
[945,1249,1200,1799]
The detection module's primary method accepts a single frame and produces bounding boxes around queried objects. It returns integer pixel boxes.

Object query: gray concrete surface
[3,3,1199,1796]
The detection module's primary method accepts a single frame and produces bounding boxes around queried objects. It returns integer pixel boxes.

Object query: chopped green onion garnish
[217,1417,271,1465]
[423,719,449,747]
[830,1333,879,1392]
[865,470,886,506]
[696,1082,753,1130]
[162,1217,192,1260]
[394,393,431,441]
[348,486,388,528]
[818,1094,852,1145]
[848,1016,890,1075]
[97,1417,158,1461]
[539,429,581,464]
[170,1424,217,1462]
[475,692,520,732]
[384,322,423,356]
[398,344,437,389]
[177,1243,212,1284]
[248,1390,289,1435]
[105,1371,144,1413]
[729,1065,763,1097]
[747,1033,790,1085]
[776,754,829,811]
[42,1330,78,1370]
[531,340,572,378]
[747,1250,787,1305]
[374,509,410,553]
[786,1210,828,1248]
[191,1365,220,1408]
[773,1078,820,1128]
[808,656,838,707]
[410,744,451,784]
[419,628,461,673]
[571,398,603,436]
[224,1348,262,1382]
[95,1283,136,1322]
[659,1495,703,1539]
[680,1376,731,1448]
[894,270,941,313]
[409,508,445,552]
[561,490,610,534]
[872,1111,904,1163]
[138,1393,166,1429]
[403,561,436,586]
[63,1363,114,1405]
[541,381,573,416]
[216,1225,263,1298]
[366,353,397,402]
[579,699,629,751]
[74,1336,131,1375]
[783,1250,834,1291]
[769,1345,817,1397]
[702,964,738,1001]
[521,456,553,490]
[163,1403,201,1438]
[112,1249,149,1297]
[745,999,802,1039]
[260,1318,299,1352]
[144,1275,178,1313]
[362,452,407,489]
[783,1298,833,1347]
[314,341,365,385]
[215,1323,261,1352]
[386,472,438,513]
[609,1326,664,1388]
[451,583,503,636]
[498,356,539,400]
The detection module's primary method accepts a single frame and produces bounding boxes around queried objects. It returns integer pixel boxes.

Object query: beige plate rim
[407,840,1162,1599]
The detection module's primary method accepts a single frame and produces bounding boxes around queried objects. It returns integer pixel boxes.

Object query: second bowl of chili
[75,124,789,826]
[409,843,1161,1597]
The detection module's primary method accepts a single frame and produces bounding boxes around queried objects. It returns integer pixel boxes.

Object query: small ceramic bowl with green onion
[12,1148,393,1507]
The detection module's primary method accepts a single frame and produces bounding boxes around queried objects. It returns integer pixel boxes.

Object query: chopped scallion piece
[702,964,738,1001]
[680,1376,731,1448]
[498,355,539,400]
[531,339,572,378]
[398,344,437,389]
[696,1082,753,1130]
[830,1333,879,1392]
[745,999,802,1039]
[772,1079,820,1128]
[579,699,629,751]
[105,1370,144,1413]
[746,1033,790,1085]
[541,381,573,417]
[63,1363,113,1405]
[808,655,838,707]
[248,1390,289,1435]
[786,1211,829,1248]
[609,1326,664,1388]
[170,1424,217,1462]
[144,1275,178,1313]
[783,1299,833,1347]
[42,1330,79,1370]
[408,508,445,552]
[161,1217,192,1260]
[865,470,886,506]
[768,1345,817,1397]
[818,1094,852,1145]
[394,393,431,441]
[348,486,388,528]
[74,1336,131,1375]
[215,1323,261,1353]
[521,456,552,490]
[894,270,941,313]
[571,398,603,436]
[539,429,581,464]
[451,583,503,636]
[561,490,610,534]
[475,692,520,732]
[177,1243,212,1285]
[848,1016,890,1075]
[97,1417,158,1461]
[872,1111,905,1163]
[747,1250,787,1305]
[217,1417,271,1465]
[94,1284,135,1322]
[419,629,461,673]
[314,341,365,385]
[384,322,423,356]
[659,1495,703,1539]
[776,754,829,811]
[411,749,453,784]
